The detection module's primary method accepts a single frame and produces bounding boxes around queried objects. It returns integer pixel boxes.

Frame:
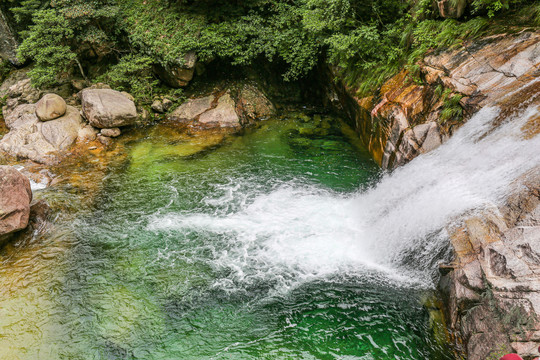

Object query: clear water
[0,114,453,359]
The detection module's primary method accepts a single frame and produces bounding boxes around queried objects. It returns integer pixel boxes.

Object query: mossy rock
[287,137,313,150]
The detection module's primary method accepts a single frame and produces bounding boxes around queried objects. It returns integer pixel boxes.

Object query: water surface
[0,113,452,359]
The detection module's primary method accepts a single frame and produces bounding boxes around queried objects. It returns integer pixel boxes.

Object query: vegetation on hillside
[4,0,539,101]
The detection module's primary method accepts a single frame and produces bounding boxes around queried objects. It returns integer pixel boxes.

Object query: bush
[7,0,536,97]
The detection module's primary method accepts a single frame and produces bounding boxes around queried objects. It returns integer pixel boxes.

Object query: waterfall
[147,99,540,294]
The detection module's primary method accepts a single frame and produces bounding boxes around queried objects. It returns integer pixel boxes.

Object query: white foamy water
[12,165,47,190]
[148,101,540,292]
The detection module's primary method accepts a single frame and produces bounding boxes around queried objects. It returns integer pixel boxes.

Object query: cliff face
[329,30,540,170]
[441,168,540,360]
[330,30,540,359]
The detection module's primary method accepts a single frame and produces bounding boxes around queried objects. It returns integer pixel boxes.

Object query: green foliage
[0,60,13,83]
[17,9,77,88]
[7,0,537,100]
[98,55,158,103]
[439,89,464,123]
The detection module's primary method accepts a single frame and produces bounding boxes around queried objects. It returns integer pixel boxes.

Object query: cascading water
[0,94,538,359]
[149,102,540,290]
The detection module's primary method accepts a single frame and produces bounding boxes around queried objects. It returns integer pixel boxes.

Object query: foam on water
[12,165,47,190]
[148,101,540,293]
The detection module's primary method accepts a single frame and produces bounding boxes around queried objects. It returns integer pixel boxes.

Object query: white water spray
[148,101,540,293]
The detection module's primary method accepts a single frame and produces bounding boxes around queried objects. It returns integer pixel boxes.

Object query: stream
[1,111,480,359]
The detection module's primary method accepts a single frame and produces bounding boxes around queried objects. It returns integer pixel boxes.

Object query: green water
[0,113,453,359]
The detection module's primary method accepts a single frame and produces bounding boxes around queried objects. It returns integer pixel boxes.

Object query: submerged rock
[79,89,137,129]
[0,166,32,244]
[35,94,67,121]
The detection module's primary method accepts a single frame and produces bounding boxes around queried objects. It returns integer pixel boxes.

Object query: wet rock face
[0,166,32,244]
[0,9,20,65]
[440,168,540,360]
[79,89,137,129]
[329,31,540,170]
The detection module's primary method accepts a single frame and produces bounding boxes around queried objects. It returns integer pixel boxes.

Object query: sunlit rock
[35,94,67,121]
[80,89,137,129]
[169,95,215,123]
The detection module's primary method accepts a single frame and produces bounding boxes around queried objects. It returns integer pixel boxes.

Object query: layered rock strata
[329,30,540,170]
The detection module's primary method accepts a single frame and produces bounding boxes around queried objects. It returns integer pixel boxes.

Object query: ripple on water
[0,114,454,359]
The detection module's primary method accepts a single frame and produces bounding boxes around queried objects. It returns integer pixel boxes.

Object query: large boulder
[0,166,32,243]
[0,104,84,164]
[168,85,275,129]
[35,93,67,121]
[155,52,197,88]
[198,94,240,128]
[79,89,137,128]
[169,95,215,122]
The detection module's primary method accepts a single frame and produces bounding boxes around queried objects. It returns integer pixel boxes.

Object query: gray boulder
[169,95,214,122]
[80,89,137,128]
[35,94,67,121]
[0,166,32,243]
[151,100,164,113]
[198,94,240,128]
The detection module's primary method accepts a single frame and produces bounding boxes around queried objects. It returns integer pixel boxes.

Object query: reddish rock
[0,166,32,243]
